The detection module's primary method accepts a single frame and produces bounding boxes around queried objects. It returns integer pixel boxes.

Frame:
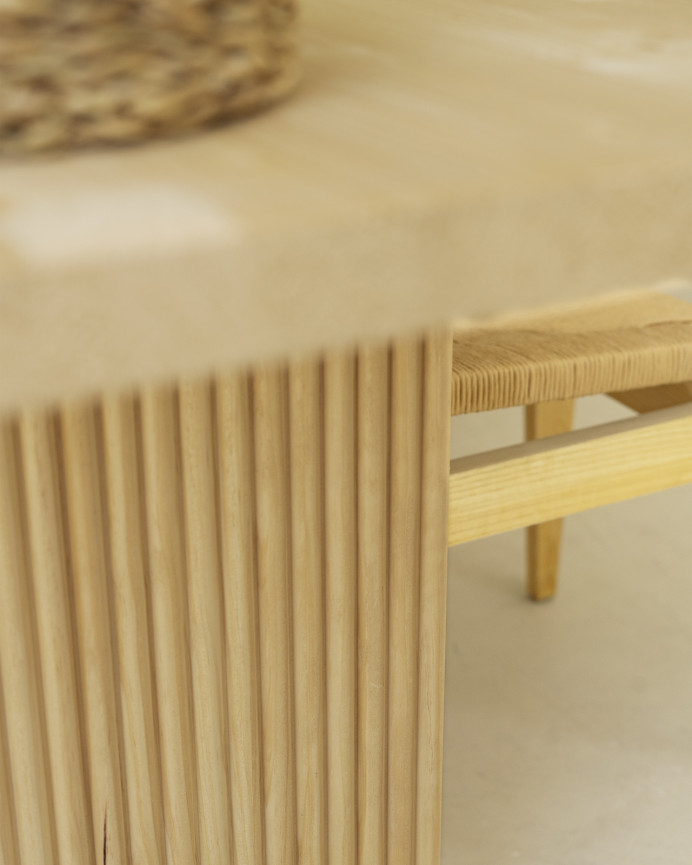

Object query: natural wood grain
[388,338,423,865]
[253,366,297,865]
[61,404,130,864]
[324,353,358,865]
[102,394,166,865]
[0,331,453,865]
[0,626,20,865]
[19,411,93,865]
[449,404,692,546]
[452,291,692,600]
[179,381,233,864]
[2,0,690,415]
[140,388,200,865]
[357,344,390,865]
[289,360,328,865]
[216,372,266,865]
[525,400,575,601]
[0,421,56,865]
[525,400,576,445]
[416,331,453,865]
[609,381,692,413]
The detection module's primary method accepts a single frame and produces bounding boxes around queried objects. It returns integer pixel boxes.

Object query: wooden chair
[448,290,692,600]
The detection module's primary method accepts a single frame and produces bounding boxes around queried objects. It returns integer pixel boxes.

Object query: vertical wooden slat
[357,344,390,865]
[179,381,233,864]
[0,666,19,865]
[289,360,327,865]
[140,388,200,865]
[253,366,297,865]
[217,373,265,865]
[324,353,358,865]
[388,338,424,865]
[19,411,94,865]
[416,330,453,865]
[0,421,56,865]
[102,394,166,865]
[61,404,129,864]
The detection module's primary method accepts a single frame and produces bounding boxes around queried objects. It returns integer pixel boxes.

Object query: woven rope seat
[0,0,298,154]
[452,290,692,414]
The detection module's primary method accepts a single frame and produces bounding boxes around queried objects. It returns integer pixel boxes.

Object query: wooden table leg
[0,330,452,865]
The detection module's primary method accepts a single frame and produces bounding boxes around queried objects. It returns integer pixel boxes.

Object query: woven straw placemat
[0,0,299,154]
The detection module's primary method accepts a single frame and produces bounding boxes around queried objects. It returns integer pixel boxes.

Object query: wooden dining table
[0,1,690,863]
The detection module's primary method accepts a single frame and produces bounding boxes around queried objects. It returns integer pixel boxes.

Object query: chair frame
[448,382,692,599]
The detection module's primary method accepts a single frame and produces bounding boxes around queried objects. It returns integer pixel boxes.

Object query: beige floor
[443,395,692,865]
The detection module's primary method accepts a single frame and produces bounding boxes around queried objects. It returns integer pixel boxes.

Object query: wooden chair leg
[525,399,575,601]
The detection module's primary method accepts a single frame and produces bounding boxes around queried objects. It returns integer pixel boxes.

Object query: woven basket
[0,0,299,154]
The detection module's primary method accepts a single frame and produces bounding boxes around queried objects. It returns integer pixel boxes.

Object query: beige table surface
[1,0,691,413]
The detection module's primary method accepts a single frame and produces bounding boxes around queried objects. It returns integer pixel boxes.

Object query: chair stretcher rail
[448,404,692,547]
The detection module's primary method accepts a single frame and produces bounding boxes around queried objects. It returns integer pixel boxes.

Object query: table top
[1,0,691,413]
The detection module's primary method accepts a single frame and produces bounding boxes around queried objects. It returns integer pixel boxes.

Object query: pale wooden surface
[216,374,265,865]
[61,406,129,862]
[525,399,575,601]
[0,331,452,865]
[179,382,234,864]
[253,365,297,865]
[0,424,56,865]
[19,413,93,864]
[357,345,389,864]
[289,359,328,865]
[140,388,200,864]
[1,0,691,414]
[416,332,454,865]
[448,403,692,547]
[323,354,358,865]
[388,337,423,864]
[102,394,166,865]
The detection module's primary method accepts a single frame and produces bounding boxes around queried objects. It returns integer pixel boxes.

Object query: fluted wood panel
[416,333,454,865]
[253,366,298,865]
[179,383,233,864]
[140,388,201,865]
[19,412,93,865]
[324,354,358,865]
[0,423,56,865]
[0,652,20,865]
[216,374,266,865]
[388,338,424,865]
[357,345,390,864]
[61,405,130,864]
[102,395,166,865]
[289,360,328,865]
[0,330,451,865]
